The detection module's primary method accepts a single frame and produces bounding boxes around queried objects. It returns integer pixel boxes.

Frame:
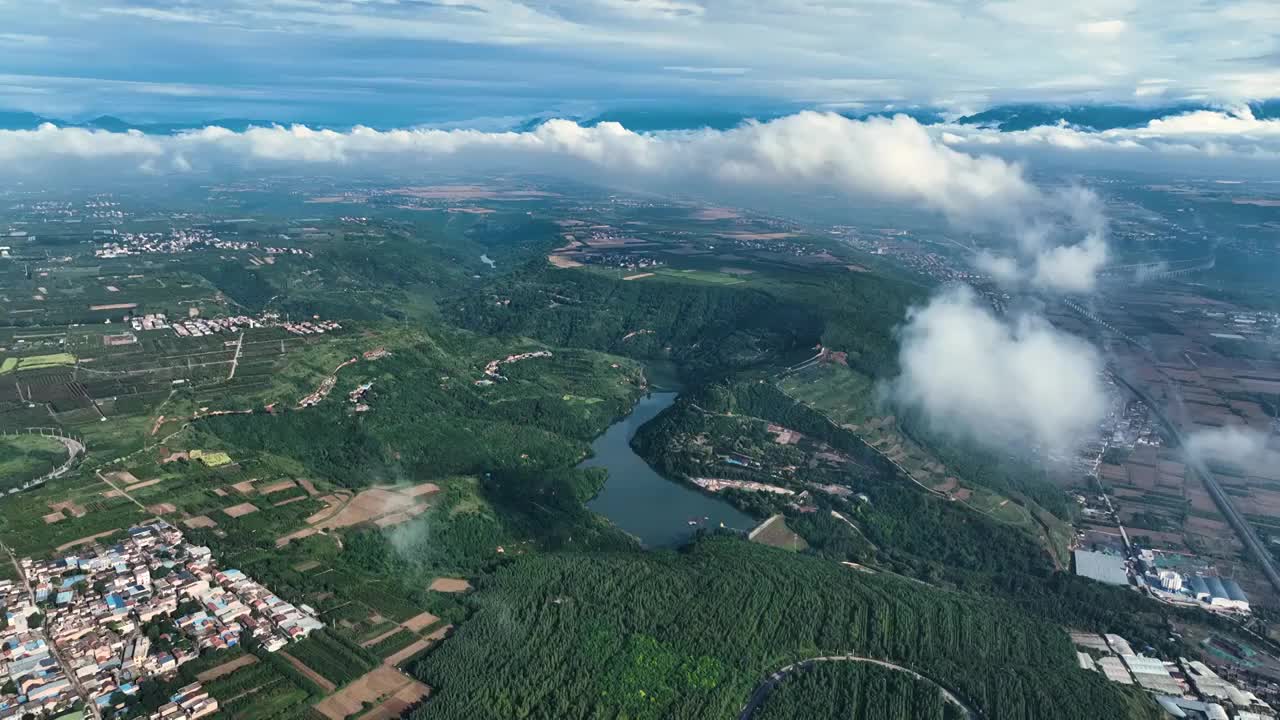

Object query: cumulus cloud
[889,285,1108,451]
[0,112,1112,290]
[1031,231,1109,293]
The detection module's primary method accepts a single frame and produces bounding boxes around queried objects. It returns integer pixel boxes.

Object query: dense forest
[629,381,1185,656]
[449,262,919,379]
[753,662,965,720]
[411,538,1161,720]
[630,390,1055,582]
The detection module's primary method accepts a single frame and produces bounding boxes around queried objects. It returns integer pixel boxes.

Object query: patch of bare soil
[221,502,259,518]
[427,578,471,593]
[195,654,257,682]
[314,667,427,720]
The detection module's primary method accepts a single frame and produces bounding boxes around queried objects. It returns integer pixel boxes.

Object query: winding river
[582,392,757,547]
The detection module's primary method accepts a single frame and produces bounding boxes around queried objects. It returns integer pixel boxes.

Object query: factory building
[1074,550,1130,586]
[1188,575,1249,612]
[1158,570,1183,593]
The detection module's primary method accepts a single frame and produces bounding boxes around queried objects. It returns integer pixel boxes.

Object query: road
[96,469,148,512]
[227,331,245,380]
[737,655,979,720]
[2,543,102,719]
[1111,370,1280,595]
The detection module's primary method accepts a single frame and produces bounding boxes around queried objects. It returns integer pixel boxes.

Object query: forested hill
[411,537,1161,720]
[449,262,919,380]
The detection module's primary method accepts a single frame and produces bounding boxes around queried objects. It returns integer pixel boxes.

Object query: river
[582,392,758,547]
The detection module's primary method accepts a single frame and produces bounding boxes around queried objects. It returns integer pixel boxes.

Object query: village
[91,229,312,260]
[0,521,323,720]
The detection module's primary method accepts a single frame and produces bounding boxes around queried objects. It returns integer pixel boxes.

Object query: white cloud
[889,285,1108,451]
[1186,426,1275,469]
[663,66,749,76]
[1031,231,1109,293]
[975,252,1021,283]
[1078,19,1127,37]
[0,111,1120,289]
[937,107,1280,159]
[0,32,49,47]
[1,0,1278,117]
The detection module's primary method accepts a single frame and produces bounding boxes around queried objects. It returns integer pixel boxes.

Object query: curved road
[737,655,980,720]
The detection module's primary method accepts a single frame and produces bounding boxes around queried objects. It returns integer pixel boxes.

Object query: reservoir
[583,392,758,547]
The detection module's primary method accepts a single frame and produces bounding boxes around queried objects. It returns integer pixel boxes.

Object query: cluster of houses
[151,683,217,720]
[170,313,340,338]
[478,350,552,385]
[0,578,77,719]
[129,315,169,333]
[1,522,322,720]
[92,230,251,258]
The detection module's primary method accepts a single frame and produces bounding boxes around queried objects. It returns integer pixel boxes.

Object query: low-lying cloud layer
[1186,426,1276,470]
[942,106,1280,160]
[889,285,1108,452]
[0,112,1114,291]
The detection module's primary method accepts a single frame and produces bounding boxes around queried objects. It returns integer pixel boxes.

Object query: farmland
[0,433,71,490]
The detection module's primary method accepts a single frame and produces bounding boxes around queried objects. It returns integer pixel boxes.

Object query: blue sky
[2,0,1278,124]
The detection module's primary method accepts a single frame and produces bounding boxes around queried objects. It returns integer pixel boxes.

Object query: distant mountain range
[4,101,1277,135]
[953,101,1279,131]
[0,112,279,134]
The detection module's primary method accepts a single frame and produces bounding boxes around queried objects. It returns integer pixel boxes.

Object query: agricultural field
[0,352,76,374]
[0,471,145,555]
[200,654,314,720]
[0,433,71,490]
[285,630,378,687]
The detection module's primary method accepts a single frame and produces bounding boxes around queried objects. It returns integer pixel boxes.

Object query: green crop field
[0,352,77,374]
[0,434,70,491]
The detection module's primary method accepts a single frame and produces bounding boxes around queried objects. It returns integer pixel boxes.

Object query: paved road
[1111,369,1280,595]
[737,655,979,720]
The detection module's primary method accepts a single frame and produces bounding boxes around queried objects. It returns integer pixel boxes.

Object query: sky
[1,0,1278,123]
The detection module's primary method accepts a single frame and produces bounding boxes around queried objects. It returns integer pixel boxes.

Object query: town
[0,522,322,720]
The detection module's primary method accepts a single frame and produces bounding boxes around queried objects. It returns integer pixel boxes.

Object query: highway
[1109,370,1280,595]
